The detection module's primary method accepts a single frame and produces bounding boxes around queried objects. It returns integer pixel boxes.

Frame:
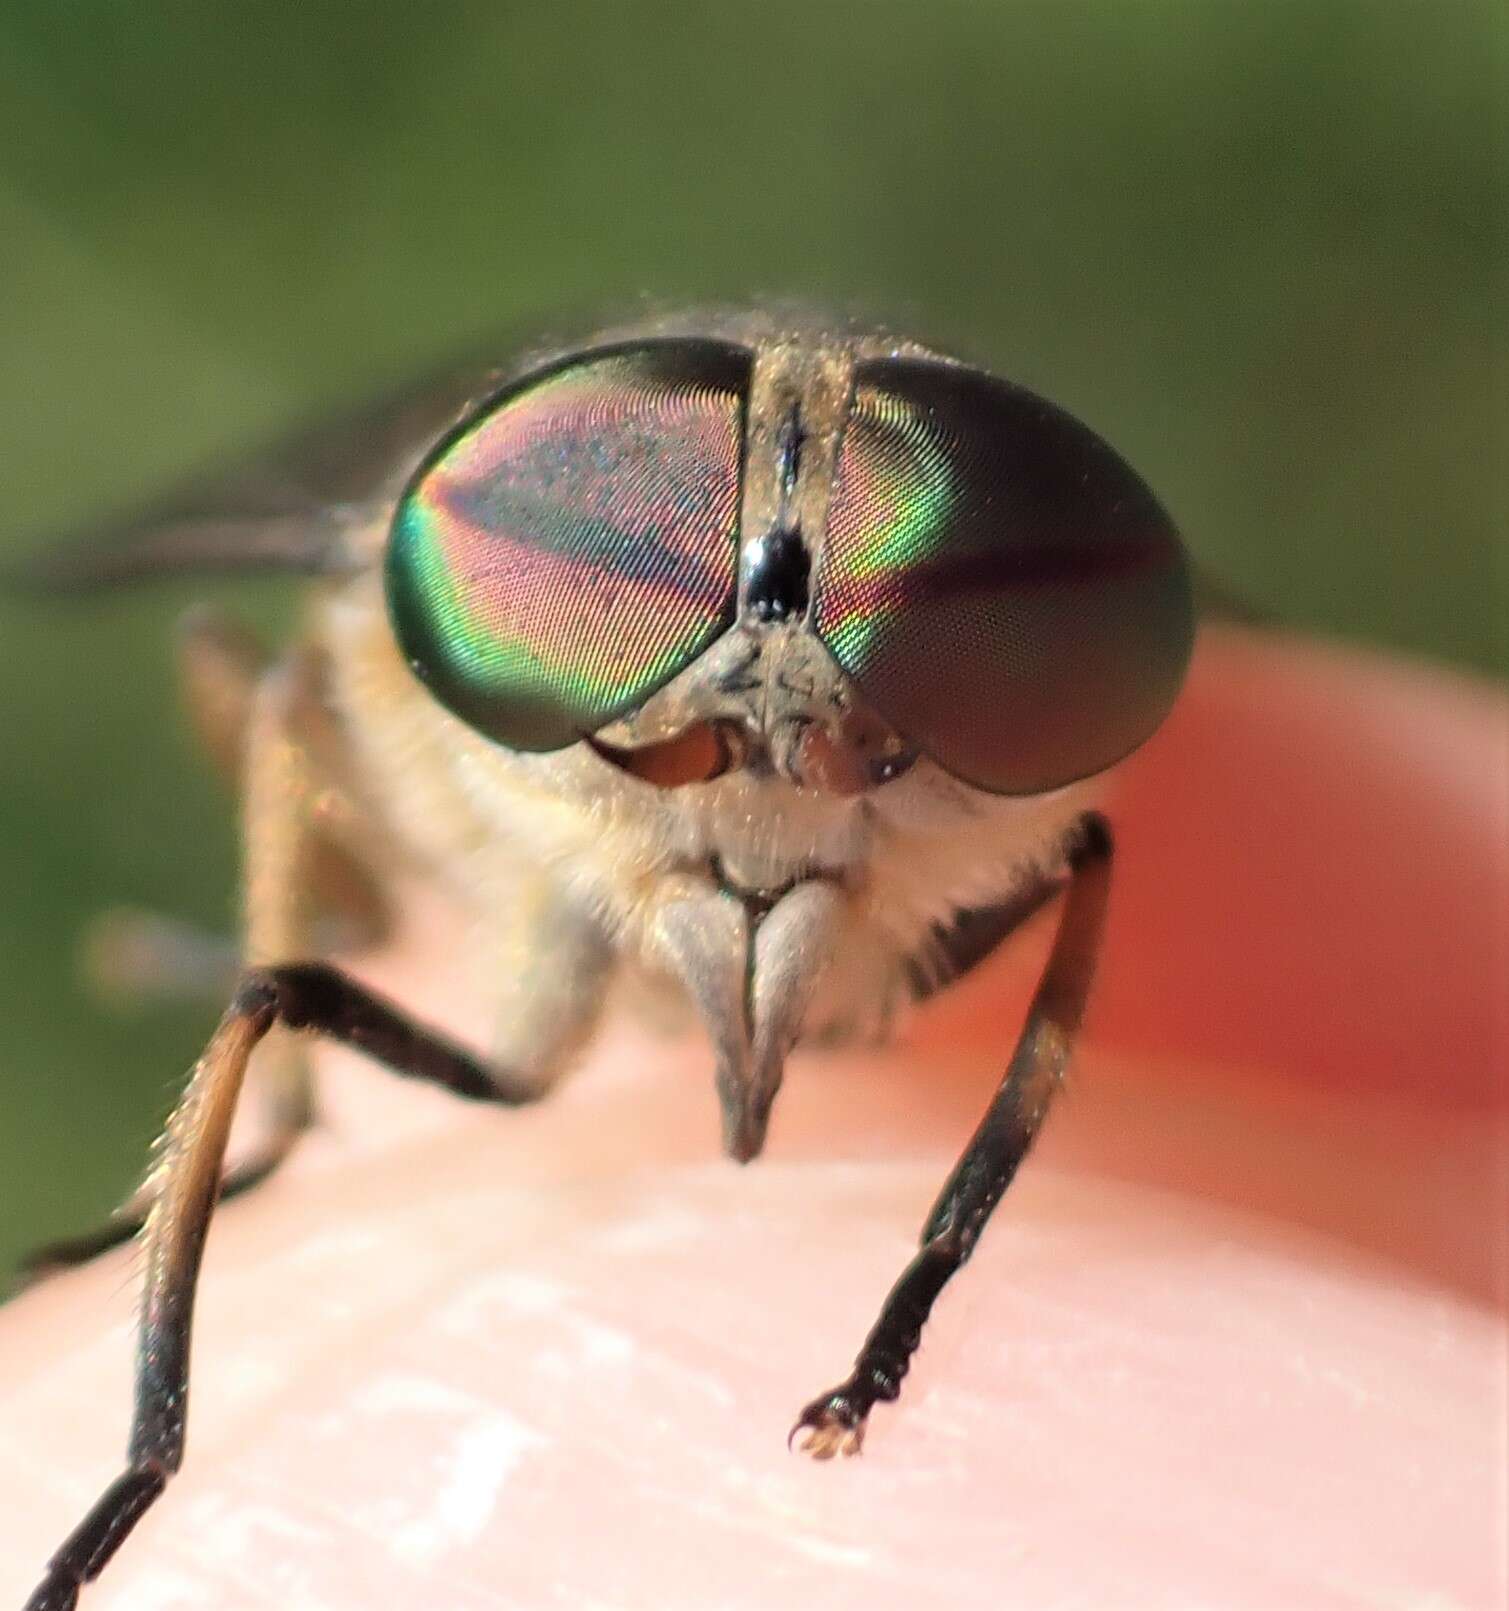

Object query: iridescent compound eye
[813,358,1193,794]
[386,340,750,751]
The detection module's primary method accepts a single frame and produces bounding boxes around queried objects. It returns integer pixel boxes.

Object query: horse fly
[13,305,1192,1609]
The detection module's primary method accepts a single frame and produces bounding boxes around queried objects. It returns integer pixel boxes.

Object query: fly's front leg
[21,641,400,1283]
[240,639,416,1148]
[184,635,418,1161]
[80,611,388,1011]
[21,960,536,1611]
[72,609,269,1013]
[184,607,392,953]
[791,812,1113,1458]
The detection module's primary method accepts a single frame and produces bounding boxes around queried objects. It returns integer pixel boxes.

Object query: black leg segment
[14,963,542,1290]
[21,961,534,1611]
[791,812,1114,1458]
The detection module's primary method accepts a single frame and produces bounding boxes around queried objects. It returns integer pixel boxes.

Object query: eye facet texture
[814,358,1193,794]
[386,341,749,751]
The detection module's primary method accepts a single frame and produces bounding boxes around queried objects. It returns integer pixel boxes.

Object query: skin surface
[1,624,1505,1610]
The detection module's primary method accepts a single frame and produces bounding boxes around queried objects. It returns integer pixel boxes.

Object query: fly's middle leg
[19,957,549,1611]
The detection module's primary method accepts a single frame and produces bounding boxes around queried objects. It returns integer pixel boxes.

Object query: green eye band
[813,358,1193,794]
[386,340,750,751]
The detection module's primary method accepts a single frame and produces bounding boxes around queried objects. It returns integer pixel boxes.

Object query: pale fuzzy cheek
[798,926,912,1046]
[861,775,1102,932]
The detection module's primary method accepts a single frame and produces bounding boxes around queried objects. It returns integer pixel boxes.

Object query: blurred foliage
[0,1,1502,1277]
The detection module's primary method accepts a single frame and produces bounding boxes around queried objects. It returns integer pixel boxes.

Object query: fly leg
[20,960,541,1611]
[76,609,268,1011]
[79,609,387,1010]
[180,605,391,951]
[20,635,400,1283]
[791,812,1113,1457]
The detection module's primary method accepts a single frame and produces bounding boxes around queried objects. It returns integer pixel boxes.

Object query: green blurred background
[0,2,1501,1280]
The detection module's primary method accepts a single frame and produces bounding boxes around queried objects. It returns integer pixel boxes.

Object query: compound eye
[386,340,750,751]
[813,358,1193,794]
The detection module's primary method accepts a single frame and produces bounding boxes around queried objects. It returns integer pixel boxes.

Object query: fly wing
[4,357,506,593]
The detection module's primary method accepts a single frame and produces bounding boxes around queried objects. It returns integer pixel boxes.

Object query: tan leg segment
[185,606,392,957]
[238,641,405,1135]
[21,641,397,1283]
[81,611,391,1017]
[21,987,266,1611]
[22,960,536,1611]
